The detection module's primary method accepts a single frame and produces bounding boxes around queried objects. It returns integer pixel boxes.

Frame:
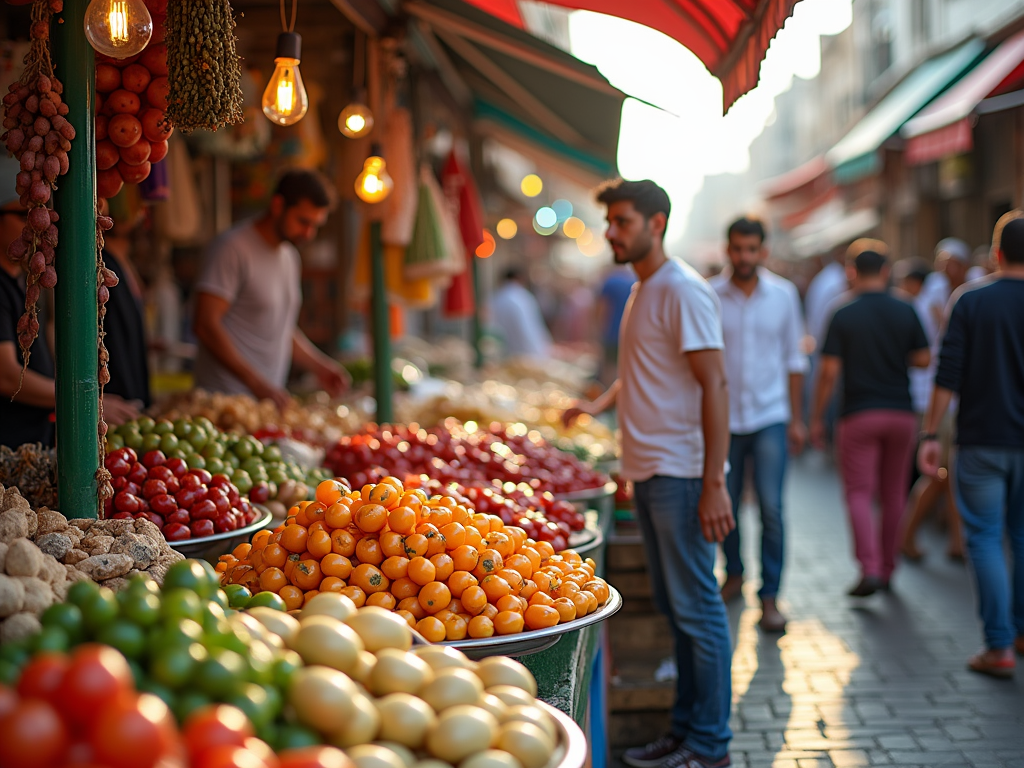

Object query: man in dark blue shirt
[920,213,1024,679]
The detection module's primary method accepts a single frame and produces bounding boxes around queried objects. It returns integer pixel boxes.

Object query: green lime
[0,640,30,667]
[202,441,225,460]
[272,650,302,690]
[160,589,203,623]
[128,659,146,688]
[197,559,221,588]
[124,431,145,451]
[188,454,207,471]
[230,470,253,494]
[106,433,125,451]
[195,648,246,698]
[209,589,229,611]
[0,660,20,687]
[263,445,283,463]
[173,418,194,439]
[173,689,212,723]
[196,416,216,434]
[31,625,70,653]
[137,415,156,433]
[151,642,206,689]
[98,619,147,659]
[138,679,175,709]
[232,440,253,460]
[226,454,240,470]
[40,602,85,644]
[120,591,161,628]
[66,579,100,607]
[153,618,204,648]
[153,419,174,435]
[226,682,274,728]
[205,457,226,476]
[80,586,119,633]
[126,573,160,596]
[245,640,274,686]
[268,468,288,486]
[159,433,180,454]
[168,448,188,461]
[247,591,286,612]
[189,427,210,452]
[275,722,321,751]
[163,561,214,598]
[223,584,252,610]
[142,432,163,453]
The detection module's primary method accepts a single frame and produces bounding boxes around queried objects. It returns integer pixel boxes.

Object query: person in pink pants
[810,240,931,596]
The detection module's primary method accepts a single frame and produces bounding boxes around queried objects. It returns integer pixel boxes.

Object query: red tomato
[182,705,253,761]
[16,652,69,704]
[193,745,273,768]
[59,645,134,728]
[277,747,354,768]
[91,693,179,768]
[0,698,68,767]
[0,685,18,718]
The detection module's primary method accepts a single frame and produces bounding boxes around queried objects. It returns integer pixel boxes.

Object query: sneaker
[758,598,787,633]
[967,648,1015,679]
[847,577,884,597]
[662,747,732,768]
[622,735,685,768]
[654,657,678,683]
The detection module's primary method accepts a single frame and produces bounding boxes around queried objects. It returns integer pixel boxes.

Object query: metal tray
[538,700,588,768]
[437,585,622,659]
[168,507,274,562]
[554,480,617,503]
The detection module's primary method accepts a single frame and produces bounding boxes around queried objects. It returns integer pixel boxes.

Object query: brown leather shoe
[759,598,787,633]
[622,735,685,768]
[720,575,743,603]
[967,648,1015,679]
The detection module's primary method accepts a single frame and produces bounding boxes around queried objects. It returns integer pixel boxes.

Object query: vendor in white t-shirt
[193,170,350,409]
[563,179,734,768]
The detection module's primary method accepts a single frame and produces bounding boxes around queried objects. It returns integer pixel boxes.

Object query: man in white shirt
[564,180,734,768]
[710,217,808,632]
[489,268,552,359]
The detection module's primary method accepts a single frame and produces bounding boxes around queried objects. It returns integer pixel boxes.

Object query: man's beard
[613,231,653,265]
[732,263,757,280]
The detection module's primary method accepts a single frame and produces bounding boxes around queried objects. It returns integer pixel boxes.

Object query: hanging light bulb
[84,0,153,59]
[338,98,374,139]
[355,147,393,204]
[262,32,309,126]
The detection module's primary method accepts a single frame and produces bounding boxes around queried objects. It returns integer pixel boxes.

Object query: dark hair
[595,179,671,223]
[892,257,931,284]
[727,216,766,243]
[998,216,1024,264]
[274,169,335,210]
[846,238,888,275]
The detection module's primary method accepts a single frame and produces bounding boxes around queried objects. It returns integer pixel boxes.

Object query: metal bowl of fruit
[168,506,274,562]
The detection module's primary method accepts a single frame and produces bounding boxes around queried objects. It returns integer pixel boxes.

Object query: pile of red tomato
[0,644,352,768]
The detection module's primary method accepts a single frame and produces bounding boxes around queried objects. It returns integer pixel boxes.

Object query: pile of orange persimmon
[218,477,611,641]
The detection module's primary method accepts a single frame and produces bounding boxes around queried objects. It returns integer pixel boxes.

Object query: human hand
[917,439,942,478]
[809,418,826,451]
[249,379,291,412]
[788,420,808,455]
[317,361,351,398]
[562,403,591,428]
[102,395,141,427]
[698,482,735,543]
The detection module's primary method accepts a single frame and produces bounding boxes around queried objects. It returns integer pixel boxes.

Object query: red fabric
[463,0,800,111]
[905,119,973,166]
[441,150,485,318]
[464,0,524,27]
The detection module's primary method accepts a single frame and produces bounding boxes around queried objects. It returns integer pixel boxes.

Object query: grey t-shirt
[193,221,301,394]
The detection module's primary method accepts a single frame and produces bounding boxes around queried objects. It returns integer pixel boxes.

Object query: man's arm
[785,286,809,453]
[0,342,54,407]
[688,348,734,543]
[193,292,289,409]
[291,329,351,397]
[917,385,954,477]
[562,379,620,427]
[908,348,931,368]
[788,372,806,454]
[809,355,841,449]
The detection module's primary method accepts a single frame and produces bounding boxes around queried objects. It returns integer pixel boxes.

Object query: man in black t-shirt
[919,214,1024,679]
[811,240,930,597]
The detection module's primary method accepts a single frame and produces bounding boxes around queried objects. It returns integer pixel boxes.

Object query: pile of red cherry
[326,422,609,496]
[104,447,260,541]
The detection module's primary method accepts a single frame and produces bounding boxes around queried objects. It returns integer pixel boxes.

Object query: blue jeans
[954,446,1024,650]
[723,423,787,598]
[633,476,732,760]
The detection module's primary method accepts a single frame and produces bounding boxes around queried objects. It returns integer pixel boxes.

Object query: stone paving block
[875,735,919,750]
[886,752,965,765]
[941,724,982,741]
[828,750,870,767]
[796,759,833,768]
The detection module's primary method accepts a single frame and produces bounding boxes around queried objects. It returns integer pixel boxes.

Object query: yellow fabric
[352,223,437,310]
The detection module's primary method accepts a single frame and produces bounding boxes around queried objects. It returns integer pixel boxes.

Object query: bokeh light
[476,229,496,258]
[535,207,557,229]
[562,217,585,239]
[577,228,595,246]
[577,227,604,256]
[533,219,558,236]
[521,174,543,197]
[496,218,518,239]
[552,199,573,221]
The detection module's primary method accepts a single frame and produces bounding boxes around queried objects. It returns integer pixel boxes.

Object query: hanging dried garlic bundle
[164,0,245,133]
[1,0,73,380]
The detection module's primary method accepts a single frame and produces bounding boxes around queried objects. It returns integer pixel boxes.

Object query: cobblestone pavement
[723,452,1024,768]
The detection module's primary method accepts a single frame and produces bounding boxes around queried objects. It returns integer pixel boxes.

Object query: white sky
[567,0,854,244]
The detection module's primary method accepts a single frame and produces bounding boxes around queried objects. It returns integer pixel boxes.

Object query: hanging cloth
[380,107,417,247]
[405,164,465,282]
[440,149,484,318]
[352,221,438,310]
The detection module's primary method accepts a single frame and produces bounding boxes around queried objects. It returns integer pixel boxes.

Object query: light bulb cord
[353,31,365,91]
[279,0,298,33]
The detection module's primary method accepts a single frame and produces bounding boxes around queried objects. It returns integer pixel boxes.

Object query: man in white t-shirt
[564,179,734,768]
[193,170,350,408]
[488,268,552,359]
[710,217,808,633]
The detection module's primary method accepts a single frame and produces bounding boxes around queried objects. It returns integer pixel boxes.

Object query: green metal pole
[471,255,483,369]
[369,220,393,424]
[53,0,99,518]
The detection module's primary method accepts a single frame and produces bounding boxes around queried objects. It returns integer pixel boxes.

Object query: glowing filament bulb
[84,0,152,58]
[262,33,308,126]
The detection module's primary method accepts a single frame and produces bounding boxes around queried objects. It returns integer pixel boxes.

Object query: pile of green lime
[105,416,331,500]
[0,560,320,750]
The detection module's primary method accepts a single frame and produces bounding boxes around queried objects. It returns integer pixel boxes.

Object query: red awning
[462,0,801,112]
[905,118,973,165]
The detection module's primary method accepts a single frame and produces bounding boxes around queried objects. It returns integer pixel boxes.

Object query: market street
[724,452,1024,768]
